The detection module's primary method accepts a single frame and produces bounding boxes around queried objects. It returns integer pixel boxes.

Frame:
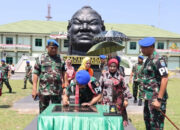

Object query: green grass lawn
[129,78,180,130]
[0,80,36,130]
[0,78,180,130]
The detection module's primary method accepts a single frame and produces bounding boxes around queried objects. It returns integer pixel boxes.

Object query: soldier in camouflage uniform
[63,70,102,106]
[99,58,131,127]
[32,39,68,113]
[99,55,108,73]
[138,37,168,130]
[129,56,144,105]
[0,68,2,96]
[23,61,33,89]
[0,59,12,93]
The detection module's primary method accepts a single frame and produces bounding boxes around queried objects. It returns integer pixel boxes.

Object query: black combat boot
[134,97,137,103]
[138,99,142,106]
[9,88,12,93]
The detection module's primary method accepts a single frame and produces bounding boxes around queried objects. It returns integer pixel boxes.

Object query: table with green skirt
[38,104,124,130]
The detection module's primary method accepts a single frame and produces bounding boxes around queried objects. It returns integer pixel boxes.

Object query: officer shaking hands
[139,37,168,130]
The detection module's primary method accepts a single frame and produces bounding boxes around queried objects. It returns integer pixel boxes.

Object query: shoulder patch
[160,60,166,67]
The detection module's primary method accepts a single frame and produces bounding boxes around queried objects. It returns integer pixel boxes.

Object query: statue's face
[68,9,104,45]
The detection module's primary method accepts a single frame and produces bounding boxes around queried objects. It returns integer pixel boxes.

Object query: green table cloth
[38,104,124,130]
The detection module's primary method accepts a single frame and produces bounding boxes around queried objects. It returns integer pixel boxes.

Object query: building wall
[0,34,48,64]
[169,42,180,48]
[18,36,31,45]
[32,52,44,58]
[0,32,180,70]
[168,56,180,70]
[6,52,16,64]
[155,41,168,49]
[2,35,16,44]
[61,39,68,52]
[32,37,46,52]
[17,52,30,61]
[126,41,140,55]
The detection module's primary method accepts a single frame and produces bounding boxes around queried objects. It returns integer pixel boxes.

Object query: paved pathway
[10,72,25,80]
[12,95,39,114]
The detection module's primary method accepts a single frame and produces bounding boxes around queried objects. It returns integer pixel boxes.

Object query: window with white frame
[130,42,136,50]
[6,37,13,44]
[157,42,164,49]
[64,39,69,47]
[6,57,13,64]
[35,39,42,47]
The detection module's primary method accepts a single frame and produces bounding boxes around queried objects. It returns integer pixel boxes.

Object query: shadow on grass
[2,92,16,94]
[0,105,11,108]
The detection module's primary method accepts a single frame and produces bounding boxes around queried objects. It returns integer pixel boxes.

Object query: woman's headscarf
[78,57,94,76]
[108,58,119,67]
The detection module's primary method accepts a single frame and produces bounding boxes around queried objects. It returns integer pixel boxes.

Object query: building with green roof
[0,20,180,70]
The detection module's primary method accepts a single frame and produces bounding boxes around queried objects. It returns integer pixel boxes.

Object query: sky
[0,0,180,34]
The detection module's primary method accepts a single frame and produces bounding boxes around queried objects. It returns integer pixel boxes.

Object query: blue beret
[116,56,121,63]
[1,59,5,62]
[138,37,156,47]
[99,55,106,59]
[47,39,59,47]
[26,61,30,63]
[76,70,90,85]
[138,56,144,60]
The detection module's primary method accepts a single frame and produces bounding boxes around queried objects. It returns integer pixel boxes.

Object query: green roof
[0,20,180,38]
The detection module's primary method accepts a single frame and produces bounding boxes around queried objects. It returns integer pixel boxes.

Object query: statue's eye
[89,20,99,25]
[73,19,81,25]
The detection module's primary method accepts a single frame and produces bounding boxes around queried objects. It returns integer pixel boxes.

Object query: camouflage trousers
[133,81,143,99]
[24,75,33,89]
[144,100,166,130]
[39,94,61,113]
[0,78,12,93]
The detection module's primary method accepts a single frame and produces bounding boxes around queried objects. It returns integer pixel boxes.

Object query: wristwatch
[157,98,163,102]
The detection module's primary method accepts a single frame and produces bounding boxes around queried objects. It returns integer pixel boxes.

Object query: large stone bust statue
[67,6,105,55]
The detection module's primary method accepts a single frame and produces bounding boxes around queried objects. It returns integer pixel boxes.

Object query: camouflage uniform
[99,63,108,73]
[132,63,143,100]
[66,77,102,104]
[139,51,168,130]
[0,64,12,93]
[0,70,2,96]
[24,65,33,89]
[99,70,131,121]
[33,53,66,113]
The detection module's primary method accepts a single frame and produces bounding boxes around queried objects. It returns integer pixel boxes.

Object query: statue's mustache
[76,31,94,38]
